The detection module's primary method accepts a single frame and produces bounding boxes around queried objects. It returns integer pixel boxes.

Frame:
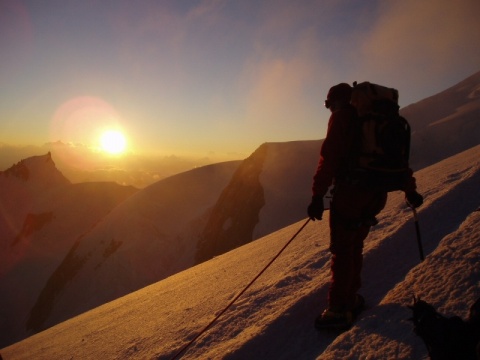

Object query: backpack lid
[351,82,399,116]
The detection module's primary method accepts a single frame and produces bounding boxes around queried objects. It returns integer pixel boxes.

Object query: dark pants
[328,183,387,311]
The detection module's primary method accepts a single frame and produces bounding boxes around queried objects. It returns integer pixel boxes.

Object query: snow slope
[196,140,321,262]
[0,154,138,347]
[3,144,479,360]
[24,161,241,338]
[403,69,480,171]
[22,141,321,339]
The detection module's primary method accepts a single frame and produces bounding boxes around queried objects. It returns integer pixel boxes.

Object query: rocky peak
[0,152,70,188]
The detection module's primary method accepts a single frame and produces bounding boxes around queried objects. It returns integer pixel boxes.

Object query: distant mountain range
[404,70,480,170]
[1,70,479,348]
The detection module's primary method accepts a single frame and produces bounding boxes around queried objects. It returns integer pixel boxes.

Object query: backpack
[345,81,411,192]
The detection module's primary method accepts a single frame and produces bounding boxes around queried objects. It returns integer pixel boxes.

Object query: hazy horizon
[0,141,242,188]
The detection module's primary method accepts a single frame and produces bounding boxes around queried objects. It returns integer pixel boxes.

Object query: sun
[100,130,127,155]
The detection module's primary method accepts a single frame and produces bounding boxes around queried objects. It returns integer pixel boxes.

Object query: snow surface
[402,70,480,171]
[2,144,479,359]
[24,160,240,338]
[0,154,139,348]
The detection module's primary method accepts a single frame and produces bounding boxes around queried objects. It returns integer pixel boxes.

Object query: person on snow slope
[307,83,424,330]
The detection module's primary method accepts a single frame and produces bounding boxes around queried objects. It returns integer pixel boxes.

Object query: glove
[406,191,423,208]
[307,195,324,221]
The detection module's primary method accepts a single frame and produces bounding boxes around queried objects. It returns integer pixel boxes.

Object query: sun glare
[100,130,127,155]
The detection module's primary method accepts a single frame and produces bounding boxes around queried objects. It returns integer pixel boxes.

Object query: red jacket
[312,105,357,197]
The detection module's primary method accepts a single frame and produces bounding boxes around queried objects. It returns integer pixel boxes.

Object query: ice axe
[406,200,424,262]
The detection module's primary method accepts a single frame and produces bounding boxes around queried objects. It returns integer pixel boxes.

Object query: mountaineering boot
[315,294,365,331]
[314,309,353,330]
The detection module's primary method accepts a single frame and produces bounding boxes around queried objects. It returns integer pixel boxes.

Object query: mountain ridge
[402,69,480,170]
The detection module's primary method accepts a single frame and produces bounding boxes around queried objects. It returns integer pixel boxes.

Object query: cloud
[359,0,480,85]
[186,0,226,22]
[243,48,319,126]
[240,5,330,132]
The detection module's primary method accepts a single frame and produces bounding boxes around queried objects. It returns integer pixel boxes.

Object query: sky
[1,0,480,161]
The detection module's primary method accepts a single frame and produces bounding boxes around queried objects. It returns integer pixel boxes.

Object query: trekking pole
[169,218,311,360]
[406,200,424,262]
